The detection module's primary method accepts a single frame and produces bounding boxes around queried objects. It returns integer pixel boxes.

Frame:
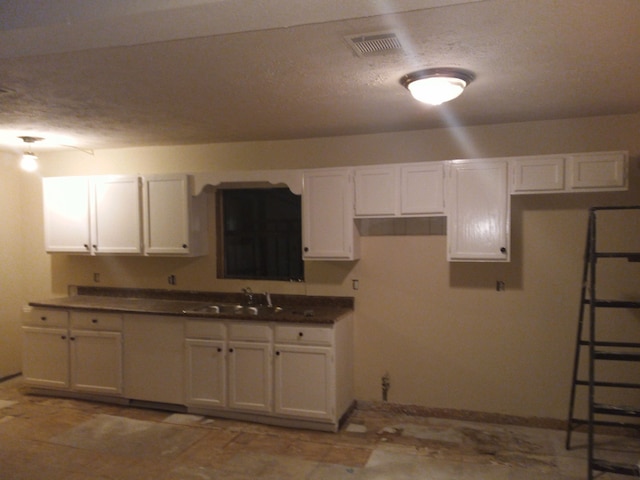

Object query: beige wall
[10,113,640,419]
[0,152,25,378]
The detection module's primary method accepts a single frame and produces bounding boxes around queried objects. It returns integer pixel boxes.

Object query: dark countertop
[28,287,354,325]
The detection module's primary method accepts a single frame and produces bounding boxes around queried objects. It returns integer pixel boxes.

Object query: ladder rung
[584,299,640,308]
[579,340,640,349]
[594,403,640,417]
[575,379,640,389]
[592,458,640,476]
[594,351,640,361]
[569,418,640,430]
[593,252,640,261]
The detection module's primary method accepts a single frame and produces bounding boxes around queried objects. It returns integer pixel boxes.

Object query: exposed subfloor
[0,376,638,479]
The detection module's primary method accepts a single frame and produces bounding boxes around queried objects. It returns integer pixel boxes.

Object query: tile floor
[0,376,638,479]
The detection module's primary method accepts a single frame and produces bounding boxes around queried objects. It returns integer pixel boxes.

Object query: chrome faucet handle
[242,287,254,305]
[264,292,272,307]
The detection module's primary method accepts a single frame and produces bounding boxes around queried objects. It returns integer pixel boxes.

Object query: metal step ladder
[565,206,640,479]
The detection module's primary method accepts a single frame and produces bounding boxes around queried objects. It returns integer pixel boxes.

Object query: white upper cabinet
[511,156,565,193]
[43,175,141,254]
[143,174,208,256]
[302,168,359,260]
[400,162,445,215]
[91,175,142,254]
[567,151,627,191]
[354,166,396,217]
[511,151,627,194]
[447,159,510,262]
[354,162,445,217]
[43,176,92,253]
[43,174,207,256]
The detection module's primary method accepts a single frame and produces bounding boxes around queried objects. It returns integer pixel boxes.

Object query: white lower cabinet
[22,308,123,395]
[186,316,353,430]
[185,339,226,408]
[22,309,70,388]
[185,319,226,408]
[275,343,333,420]
[23,306,354,431]
[70,312,123,395]
[227,322,273,413]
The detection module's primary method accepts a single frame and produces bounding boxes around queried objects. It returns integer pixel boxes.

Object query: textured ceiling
[0,0,639,153]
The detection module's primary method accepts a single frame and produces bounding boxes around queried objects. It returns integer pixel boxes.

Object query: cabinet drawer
[186,319,225,339]
[22,307,68,327]
[70,311,123,331]
[228,322,272,342]
[275,324,333,346]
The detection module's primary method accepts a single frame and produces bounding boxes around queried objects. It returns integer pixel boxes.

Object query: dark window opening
[217,188,304,281]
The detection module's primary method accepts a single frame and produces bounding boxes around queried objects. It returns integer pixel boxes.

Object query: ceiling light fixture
[400,68,475,105]
[18,136,43,172]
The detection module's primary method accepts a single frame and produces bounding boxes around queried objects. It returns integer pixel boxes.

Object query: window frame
[216,187,304,282]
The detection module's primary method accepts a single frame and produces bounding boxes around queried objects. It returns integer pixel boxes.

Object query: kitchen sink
[183,303,283,316]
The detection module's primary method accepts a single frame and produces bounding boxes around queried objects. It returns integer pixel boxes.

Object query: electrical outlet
[352,279,359,290]
[168,274,176,285]
[496,280,505,291]
[93,273,100,283]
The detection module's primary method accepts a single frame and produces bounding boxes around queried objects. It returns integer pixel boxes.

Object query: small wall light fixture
[18,136,43,172]
[400,68,475,105]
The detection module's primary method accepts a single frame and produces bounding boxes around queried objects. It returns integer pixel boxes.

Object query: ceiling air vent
[345,32,403,57]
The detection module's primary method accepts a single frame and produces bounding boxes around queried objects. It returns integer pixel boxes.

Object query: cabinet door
[91,176,142,254]
[274,345,334,420]
[400,163,445,215]
[143,174,207,256]
[42,176,91,253]
[22,326,69,388]
[302,168,359,260]
[511,156,565,193]
[354,166,396,217]
[447,160,510,261]
[568,152,627,190]
[185,339,226,408]
[227,341,272,413]
[70,330,122,395]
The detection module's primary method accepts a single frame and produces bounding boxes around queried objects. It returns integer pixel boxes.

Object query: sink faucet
[242,287,254,305]
[264,292,272,308]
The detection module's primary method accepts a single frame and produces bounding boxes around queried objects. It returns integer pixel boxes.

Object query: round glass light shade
[406,76,467,105]
[20,153,38,172]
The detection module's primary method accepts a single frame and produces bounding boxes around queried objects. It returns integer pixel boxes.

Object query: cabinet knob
[182,244,188,249]
[229,348,234,353]
[217,347,222,352]
[92,244,98,250]
[500,247,507,254]
[304,247,309,252]
[276,351,280,356]
[298,332,304,338]
[70,336,76,341]
[40,316,47,321]
[92,318,98,324]
[61,335,66,340]
[83,244,89,250]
